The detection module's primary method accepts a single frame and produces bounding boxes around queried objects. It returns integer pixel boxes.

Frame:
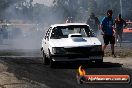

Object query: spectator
[86,13,100,35]
[114,14,127,47]
[66,17,73,23]
[100,10,116,57]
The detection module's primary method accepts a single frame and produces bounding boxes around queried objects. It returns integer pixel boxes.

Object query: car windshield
[50,25,94,39]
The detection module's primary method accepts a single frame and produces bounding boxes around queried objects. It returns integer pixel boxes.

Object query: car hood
[49,37,101,47]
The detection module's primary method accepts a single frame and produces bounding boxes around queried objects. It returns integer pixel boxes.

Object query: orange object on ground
[123,22,132,33]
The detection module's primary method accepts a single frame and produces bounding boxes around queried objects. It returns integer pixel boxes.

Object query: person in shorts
[100,10,116,57]
[114,14,127,47]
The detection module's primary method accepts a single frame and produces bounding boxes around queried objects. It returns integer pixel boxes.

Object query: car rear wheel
[42,51,49,65]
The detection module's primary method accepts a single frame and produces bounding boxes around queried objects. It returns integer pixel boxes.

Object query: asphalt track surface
[0,56,132,88]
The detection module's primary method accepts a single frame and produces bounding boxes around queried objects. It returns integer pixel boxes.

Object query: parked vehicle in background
[122,21,132,43]
[123,22,132,33]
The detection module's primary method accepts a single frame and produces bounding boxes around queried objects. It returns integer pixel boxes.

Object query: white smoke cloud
[33,0,53,6]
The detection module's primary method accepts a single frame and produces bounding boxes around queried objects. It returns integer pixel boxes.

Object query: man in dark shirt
[114,14,127,47]
[100,10,116,57]
[86,13,100,35]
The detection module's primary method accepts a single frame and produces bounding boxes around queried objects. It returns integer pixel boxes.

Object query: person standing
[66,17,73,23]
[114,14,127,47]
[86,13,100,35]
[100,10,116,57]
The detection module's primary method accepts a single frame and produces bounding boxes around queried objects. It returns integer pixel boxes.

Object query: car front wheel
[95,59,103,65]
[49,57,57,68]
[42,51,49,65]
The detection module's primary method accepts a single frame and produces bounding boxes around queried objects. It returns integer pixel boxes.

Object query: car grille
[65,46,102,55]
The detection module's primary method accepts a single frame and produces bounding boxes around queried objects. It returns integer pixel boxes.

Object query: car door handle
[45,42,46,44]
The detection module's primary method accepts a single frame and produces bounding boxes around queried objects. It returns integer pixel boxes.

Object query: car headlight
[52,47,66,54]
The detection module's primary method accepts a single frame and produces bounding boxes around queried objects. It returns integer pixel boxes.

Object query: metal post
[120,0,123,15]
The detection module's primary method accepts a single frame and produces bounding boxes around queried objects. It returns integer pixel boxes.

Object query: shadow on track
[51,61,123,69]
[0,57,122,69]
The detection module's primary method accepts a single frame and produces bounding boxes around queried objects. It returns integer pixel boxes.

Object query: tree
[53,0,80,20]
[87,0,97,15]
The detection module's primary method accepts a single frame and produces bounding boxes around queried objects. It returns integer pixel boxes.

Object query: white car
[41,23,103,67]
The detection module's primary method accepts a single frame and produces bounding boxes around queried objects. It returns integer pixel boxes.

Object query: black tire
[42,51,49,65]
[48,50,56,68]
[49,58,56,68]
[95,59,103,65]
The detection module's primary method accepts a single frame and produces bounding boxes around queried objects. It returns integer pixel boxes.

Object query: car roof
[50,23,89,28]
